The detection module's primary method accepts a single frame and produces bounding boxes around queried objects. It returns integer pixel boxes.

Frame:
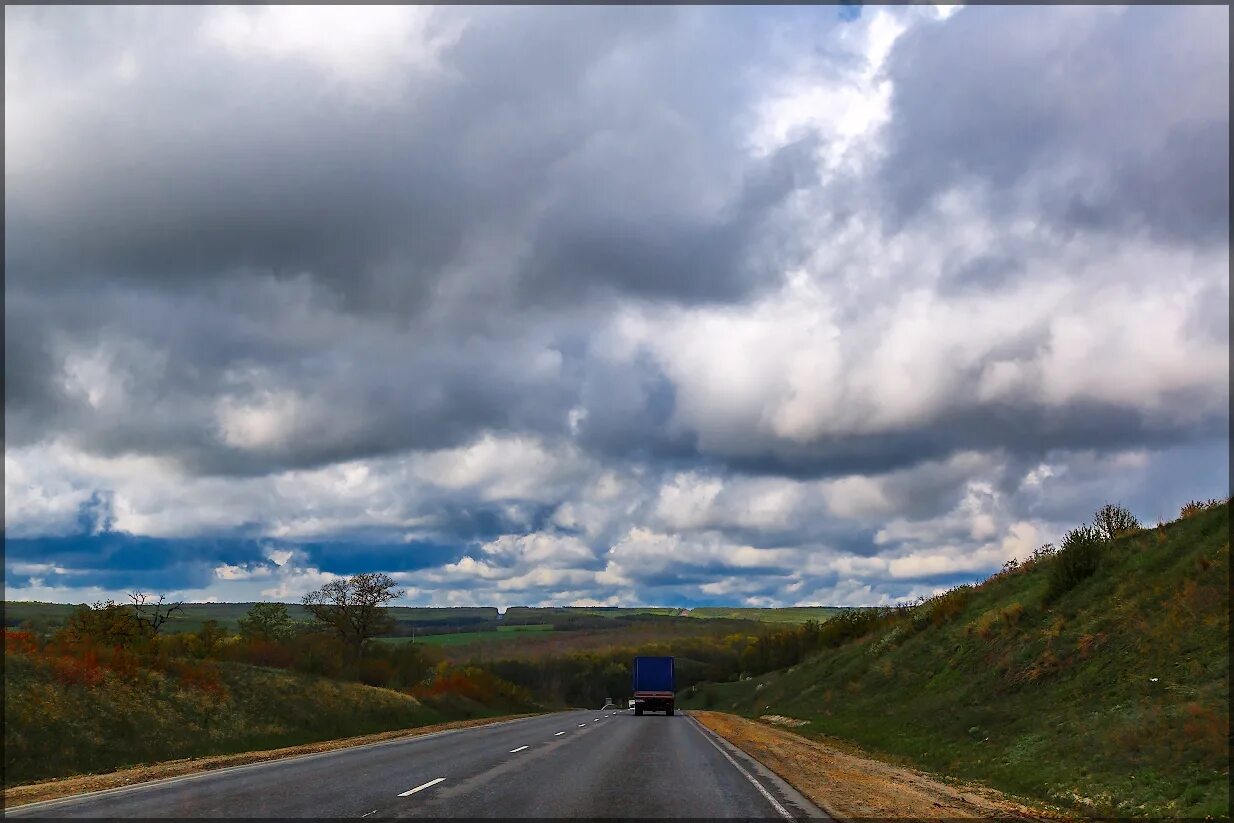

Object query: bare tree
[301,573,405,657]
[129,592,185,635]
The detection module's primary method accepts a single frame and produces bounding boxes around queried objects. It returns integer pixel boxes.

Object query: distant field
[503,606,682,620]
[686,607,845,623]
[374,624,554,647]
[4,600,849,636]
[3,601,499,635]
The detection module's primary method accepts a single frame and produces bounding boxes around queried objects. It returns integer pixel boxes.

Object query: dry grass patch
[692,710,1069,820]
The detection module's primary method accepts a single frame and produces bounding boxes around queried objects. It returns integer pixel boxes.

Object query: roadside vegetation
[3,574,537,787]
[681,499,1230,818]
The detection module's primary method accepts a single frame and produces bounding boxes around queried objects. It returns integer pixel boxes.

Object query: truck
[631,655,675,716]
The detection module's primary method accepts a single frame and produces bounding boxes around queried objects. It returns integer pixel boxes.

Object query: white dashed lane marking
[398,777,446,797]
[509,745,530,753]
[554,731,566,736]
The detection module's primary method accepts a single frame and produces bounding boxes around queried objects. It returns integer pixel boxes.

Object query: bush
[925,585,974,626]
[1092,503,1140,541]
[5,629,39,656]
[1180,498,1223,519]
[354,657,396,688]
[1047,525,1103,600]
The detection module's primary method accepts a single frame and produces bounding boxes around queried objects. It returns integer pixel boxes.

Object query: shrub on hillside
[1047,525,1103,600]
[1180,498,1223,519]
[354,657,396,688]
[5,629,39,656]
[922,585,974,627]
[56,600,150,650]
[1092,503,1140,541]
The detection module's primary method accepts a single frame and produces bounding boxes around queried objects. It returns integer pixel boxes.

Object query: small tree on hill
[1092,503,1140,540]
[238,602,295,642]
[195,619,229,658]
[301,573,404,658]
[60,599,148,648]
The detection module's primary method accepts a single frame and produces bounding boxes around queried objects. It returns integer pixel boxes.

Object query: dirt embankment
[692,711,1070,820]
[4,714,535,810]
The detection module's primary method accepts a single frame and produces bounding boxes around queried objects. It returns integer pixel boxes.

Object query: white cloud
[202,5,462,93]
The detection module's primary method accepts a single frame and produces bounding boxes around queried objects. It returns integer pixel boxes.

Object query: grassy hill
[3,652,528,787]
[682,501,1229,818]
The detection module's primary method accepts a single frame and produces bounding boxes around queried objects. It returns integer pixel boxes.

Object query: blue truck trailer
[631,655,675,716]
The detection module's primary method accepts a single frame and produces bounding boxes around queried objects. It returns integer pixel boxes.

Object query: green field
[502,606,681,621]
[374,624,554,647]
[686,606,845,623]
[3,602,499,635]
[5,601,852,636]
[682,502,1230,817]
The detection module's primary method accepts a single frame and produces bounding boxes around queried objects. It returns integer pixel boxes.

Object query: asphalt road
[6,709,828,819]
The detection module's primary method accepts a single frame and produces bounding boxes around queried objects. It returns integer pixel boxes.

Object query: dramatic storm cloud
[5,5,1229,607]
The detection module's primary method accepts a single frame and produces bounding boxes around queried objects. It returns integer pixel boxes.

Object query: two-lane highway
[6,709,827,818]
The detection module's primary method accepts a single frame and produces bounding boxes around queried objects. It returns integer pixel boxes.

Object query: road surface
[6,709,827,819]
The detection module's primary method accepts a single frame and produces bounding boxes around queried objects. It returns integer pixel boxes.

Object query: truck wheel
[666,708,675,716]
[635,706,643,716]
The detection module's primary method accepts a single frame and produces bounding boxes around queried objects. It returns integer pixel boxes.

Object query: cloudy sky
[4,5,1229,609]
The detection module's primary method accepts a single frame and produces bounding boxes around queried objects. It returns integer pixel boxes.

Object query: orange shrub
[238,639,296,670]
[5,629,39,656]
[168,659,226,696]
[51,650,106,687]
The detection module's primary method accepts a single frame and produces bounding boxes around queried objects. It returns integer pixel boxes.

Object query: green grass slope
[682,503,1230,817]
[3,655,518,787]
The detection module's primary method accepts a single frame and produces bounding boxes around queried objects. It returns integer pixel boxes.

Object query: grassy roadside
[4,654,538,787]
[3,714,535,810]
[692,710,1066,820]
[683,502,1230,817]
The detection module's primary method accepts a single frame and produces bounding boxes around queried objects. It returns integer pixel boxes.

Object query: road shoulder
[691,710,1069,820]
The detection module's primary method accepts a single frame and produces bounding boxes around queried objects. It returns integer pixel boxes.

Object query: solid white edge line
[509,745,530,753]
[398,776,446,797]
[689,719,794,821]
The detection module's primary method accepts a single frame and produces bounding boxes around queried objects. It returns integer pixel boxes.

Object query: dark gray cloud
[882,5,1229,245]
[4,6,795,312]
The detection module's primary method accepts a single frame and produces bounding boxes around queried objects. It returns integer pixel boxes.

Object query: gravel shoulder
[3,714,535,810]
[691,710,1071,820]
